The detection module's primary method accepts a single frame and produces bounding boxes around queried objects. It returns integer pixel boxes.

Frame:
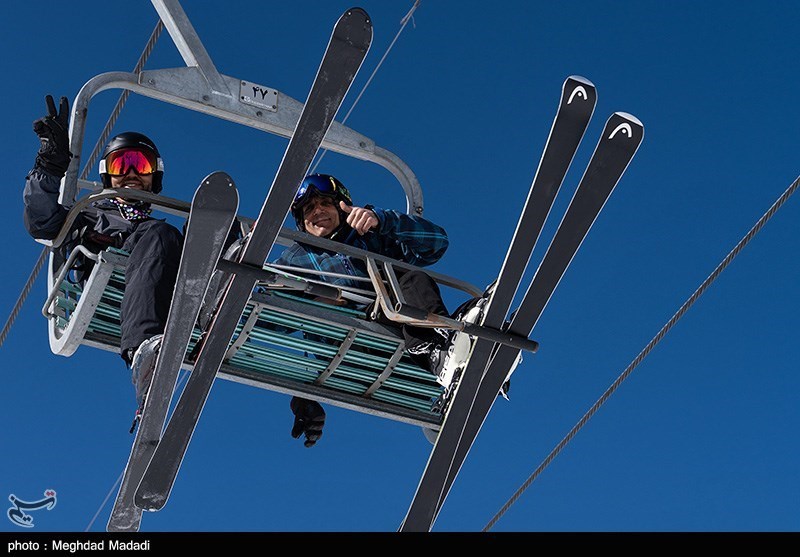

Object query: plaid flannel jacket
[273,206,449,291]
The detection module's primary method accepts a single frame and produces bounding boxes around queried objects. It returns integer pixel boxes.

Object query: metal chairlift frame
[41,0,488,420]
[37,0,544,530]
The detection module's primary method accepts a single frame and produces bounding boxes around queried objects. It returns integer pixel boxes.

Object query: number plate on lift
[239,80,278,112]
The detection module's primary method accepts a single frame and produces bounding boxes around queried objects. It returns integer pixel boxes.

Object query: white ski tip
[614,112,643,127]
[567,75,595,88]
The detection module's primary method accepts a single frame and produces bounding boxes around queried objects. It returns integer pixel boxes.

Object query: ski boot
[431,281,523,414]
[128,334,163,433]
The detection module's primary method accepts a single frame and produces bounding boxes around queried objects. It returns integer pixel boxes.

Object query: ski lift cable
[84,469,125,532]
[310,0,421,174]
[0,20,164,350]
[483,174,800,531]
[0,251,48,348]
[81,20,165,178]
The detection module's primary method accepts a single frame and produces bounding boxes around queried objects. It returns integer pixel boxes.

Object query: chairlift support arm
[58,0,423,217]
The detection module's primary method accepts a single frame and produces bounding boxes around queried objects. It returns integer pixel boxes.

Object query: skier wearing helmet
[275,173,472,447]
[282,173,453,361]
[23,95,185,425]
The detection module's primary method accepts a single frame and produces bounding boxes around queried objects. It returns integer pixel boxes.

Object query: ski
[400,76,597,531]
[134,8,372,512]
[480,76,597,343]
[106,172,239,532]
[431,111,645,527]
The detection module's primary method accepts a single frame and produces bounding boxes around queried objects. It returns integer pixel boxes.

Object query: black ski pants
[368,269,450,354]
[118,220,183,362]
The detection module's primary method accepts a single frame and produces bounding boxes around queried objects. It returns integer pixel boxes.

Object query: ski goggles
[292,175,351,209]
[99,148,163,177]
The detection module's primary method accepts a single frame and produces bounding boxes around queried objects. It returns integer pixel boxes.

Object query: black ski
[431,111,645,527]
[107,172,239,532]
[400,76,598,531]
[481,76,597,338]
[134,8,372,512]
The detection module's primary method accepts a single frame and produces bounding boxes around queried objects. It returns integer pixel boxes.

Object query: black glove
[33,95,72,178]
[290,397,326,448]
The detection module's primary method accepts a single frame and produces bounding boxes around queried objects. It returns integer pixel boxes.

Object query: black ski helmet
[98,131,164,193]
[291,174,353,231]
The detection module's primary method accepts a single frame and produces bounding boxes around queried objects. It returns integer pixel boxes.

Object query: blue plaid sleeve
[370,207,449,266]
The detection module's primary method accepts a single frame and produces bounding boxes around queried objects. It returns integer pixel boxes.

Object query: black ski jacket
[23,166,144,247]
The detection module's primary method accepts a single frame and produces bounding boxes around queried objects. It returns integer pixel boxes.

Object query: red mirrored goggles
[100,148,162,177]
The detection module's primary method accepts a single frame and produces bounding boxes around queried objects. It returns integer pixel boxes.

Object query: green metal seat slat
[256,308,350,338]
[55,297,77,311]
[234,340,439,397]
[239,302,436,378]
[88,321,121,337]
[244,328,398,371]
[230,339,440,403]
[228,354,327,385]
[376,376,441,398]
[270,290,366,317]
[227,353,367,396]
[370,390,434,413]
[255,309,400,353]
[227,352,435,412]
[53,250,446,423]
[235,343,326,373]
[94,304,123,321]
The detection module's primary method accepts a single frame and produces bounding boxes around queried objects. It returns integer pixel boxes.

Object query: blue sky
[1,1,798,533]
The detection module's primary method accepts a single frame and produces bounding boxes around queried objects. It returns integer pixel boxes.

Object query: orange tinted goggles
[103,148,159,176]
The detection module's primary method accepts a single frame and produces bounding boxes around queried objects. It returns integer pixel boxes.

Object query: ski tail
[399,77,598,532]
[133,8,373,513]
[107,172,239,532]
[430,111,644,525]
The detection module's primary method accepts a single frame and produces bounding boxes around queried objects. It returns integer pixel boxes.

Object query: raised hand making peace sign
[32,95,72,178]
